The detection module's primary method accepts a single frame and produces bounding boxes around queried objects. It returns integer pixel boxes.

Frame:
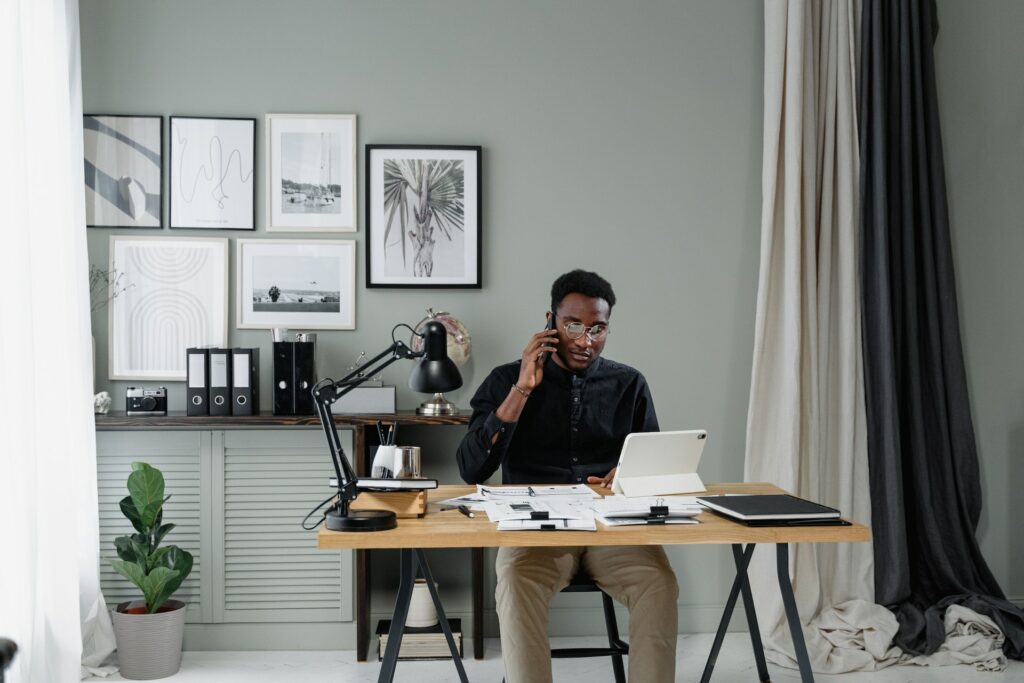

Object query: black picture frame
[84,114,164,228]
[169,116,257,231]
[365,144,482,289]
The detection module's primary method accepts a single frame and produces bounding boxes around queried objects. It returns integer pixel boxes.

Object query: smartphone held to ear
[541,310,556,363]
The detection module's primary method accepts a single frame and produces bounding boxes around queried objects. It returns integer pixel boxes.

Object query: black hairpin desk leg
[701,542,814,682]
[700,543,762,683]
[777,543,814,682]
[416,549,469,681]
[377,548,469,683]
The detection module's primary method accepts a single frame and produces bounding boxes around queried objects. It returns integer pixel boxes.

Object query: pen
[391,421,398,445]
[376,420,385,444]
[457,505,475,518]
[527,486,536,497]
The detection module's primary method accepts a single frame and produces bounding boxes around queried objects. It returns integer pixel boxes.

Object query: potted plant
[109,462,193,680]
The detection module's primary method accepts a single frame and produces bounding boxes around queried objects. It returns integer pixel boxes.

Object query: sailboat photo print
[266,114,356,232]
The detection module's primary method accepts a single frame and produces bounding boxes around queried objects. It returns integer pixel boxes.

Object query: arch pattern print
[109,237,227,380]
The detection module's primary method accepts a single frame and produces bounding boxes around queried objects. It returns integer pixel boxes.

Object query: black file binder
[186,347,209,416]
[273,341,316,415]
[273,341,294,415]
[208,348,232,416]
[293,341,316,414]
[231,348,259,415]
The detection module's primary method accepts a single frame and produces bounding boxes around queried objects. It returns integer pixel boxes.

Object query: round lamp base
[416,393,459,416]
[324,509,397,532]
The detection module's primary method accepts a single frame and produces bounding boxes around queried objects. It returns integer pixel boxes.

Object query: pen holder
[371,445,397,478]
[394,446,422,479]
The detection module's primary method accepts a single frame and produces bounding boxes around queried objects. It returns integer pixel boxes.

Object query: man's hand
[587,468,617,489]
[517,329,559,392]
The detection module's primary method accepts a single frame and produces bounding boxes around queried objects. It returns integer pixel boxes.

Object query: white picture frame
[84,114,163,228]
[236,239,356,330]
[265,114,357,232]
[109,236,228,380]
[169,116,256,230]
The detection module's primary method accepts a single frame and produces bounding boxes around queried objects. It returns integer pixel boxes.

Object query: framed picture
[366,145,481,289]
[236,239,356,330]
[109,236,228,380]
[83,114,163,228]
[169,116,256,230]
[265,114,357,232]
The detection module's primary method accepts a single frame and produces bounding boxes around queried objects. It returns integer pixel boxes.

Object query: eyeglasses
[562,321,609,341]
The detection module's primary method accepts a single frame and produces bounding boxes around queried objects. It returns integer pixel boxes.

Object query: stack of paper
[592,496,703,527]
[477,484,601,499]
[482,499,597,531]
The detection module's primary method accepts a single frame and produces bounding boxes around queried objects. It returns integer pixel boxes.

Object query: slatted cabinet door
[97,432,209,622]
[217,430,352,623]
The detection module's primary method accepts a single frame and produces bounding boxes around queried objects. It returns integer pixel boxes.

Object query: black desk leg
[735,544,770,682]
[416,549,470,683]
[378,549,416,683]
[699,543,755,683]
[777,543,814,682]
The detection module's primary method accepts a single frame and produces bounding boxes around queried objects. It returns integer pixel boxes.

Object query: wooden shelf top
[317,483,871,549]
[94,410,470,431]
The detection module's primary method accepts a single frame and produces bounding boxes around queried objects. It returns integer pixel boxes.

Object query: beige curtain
[744,0,895,673]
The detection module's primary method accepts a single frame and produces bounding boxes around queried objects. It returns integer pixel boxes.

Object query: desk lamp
[312,321,462,532]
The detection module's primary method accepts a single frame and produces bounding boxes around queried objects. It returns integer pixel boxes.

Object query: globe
[411,309,472,367]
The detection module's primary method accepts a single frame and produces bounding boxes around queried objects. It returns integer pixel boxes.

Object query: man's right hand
[517,329,559,392]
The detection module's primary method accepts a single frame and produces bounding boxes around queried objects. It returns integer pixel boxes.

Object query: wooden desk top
[317,483,870,550]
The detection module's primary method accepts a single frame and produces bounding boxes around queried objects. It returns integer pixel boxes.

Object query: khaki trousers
[495,545,678,683]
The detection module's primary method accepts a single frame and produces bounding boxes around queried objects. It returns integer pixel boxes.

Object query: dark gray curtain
[858,0,1024,658]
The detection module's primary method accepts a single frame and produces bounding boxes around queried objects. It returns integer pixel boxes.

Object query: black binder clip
[530,510,550,520]
[646,498,669,525]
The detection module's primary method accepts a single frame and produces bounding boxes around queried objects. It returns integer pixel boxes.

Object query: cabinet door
[97,432,209,622]
[217,429,352,623]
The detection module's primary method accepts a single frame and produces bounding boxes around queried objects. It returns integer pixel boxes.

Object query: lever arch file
[186,347,209,416]
[209,348,232,416]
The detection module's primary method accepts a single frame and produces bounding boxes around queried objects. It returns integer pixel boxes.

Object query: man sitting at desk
[456,269,678,683]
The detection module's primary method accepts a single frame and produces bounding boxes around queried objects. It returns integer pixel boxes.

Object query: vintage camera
[126,386,168,416]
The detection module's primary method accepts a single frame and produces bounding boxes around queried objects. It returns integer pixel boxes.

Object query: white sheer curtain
[744,0,897,674]
[0,0,116,680]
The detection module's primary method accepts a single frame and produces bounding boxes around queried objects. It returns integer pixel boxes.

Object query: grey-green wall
[80,0,1022,645]
[82,0,764,639]
[935,0,1024,604]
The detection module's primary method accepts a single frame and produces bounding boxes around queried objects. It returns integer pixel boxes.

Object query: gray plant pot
[111,600,186,680]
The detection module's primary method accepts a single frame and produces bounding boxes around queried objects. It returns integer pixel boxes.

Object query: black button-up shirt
[456,356,659,485]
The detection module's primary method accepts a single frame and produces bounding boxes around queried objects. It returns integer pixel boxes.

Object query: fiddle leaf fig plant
[110,462,193,613]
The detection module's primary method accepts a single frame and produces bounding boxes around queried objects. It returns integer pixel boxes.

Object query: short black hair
[550,269,616,313]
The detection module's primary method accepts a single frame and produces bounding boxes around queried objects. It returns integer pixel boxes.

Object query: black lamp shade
[408,320,463,393]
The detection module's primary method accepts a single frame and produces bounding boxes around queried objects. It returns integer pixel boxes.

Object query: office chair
[0,639,17,683]
[503,570,629,683]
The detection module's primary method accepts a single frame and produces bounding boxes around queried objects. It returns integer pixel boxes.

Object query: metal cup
[393,446,422,479]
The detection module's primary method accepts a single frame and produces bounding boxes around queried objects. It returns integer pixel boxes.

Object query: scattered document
[477,484,601,499]
[482,500,589,523]
[436,494,487,511]
[592,495,703,527]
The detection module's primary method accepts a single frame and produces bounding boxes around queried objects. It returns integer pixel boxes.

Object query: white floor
[89,635,1023,682]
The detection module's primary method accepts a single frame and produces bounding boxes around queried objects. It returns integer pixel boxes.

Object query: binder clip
[647,498,669,525]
